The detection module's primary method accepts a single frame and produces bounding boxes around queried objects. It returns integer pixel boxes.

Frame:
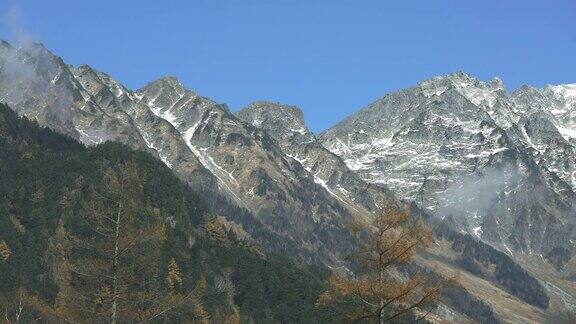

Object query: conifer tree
[203,217,229,246]
[0,240,11,261]
[192,273,211,324]
[167,258,183,289]
[317,202,456,323]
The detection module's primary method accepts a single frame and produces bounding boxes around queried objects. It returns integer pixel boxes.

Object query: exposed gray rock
[320,72,576,258]
[0,41,359,264]
[136,82,359,263]
[237,101,395,215]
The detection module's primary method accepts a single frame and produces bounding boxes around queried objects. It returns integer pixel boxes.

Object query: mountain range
[1,40,575,322]
[321,72,576,263]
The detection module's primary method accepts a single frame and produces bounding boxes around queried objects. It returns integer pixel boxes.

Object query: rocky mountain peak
[0,41,80,133]
[512,84,541,96]
[19,42,62,66]
[417,71,506,110]
[236,101,313,146]
[448,71,504,90]
[321,71,576,261]
[72,64,105,85]
[489,76,505,89]
[446,70,479,83]
[546,84,576,107]
[1,41,67,84]
[140,76,189,97]
[75,64,96,73]
[26,41,48,49]
[136,76,211,116]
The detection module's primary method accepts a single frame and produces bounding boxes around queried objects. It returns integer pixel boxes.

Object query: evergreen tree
[0,103,329,323]
[167,258,183,289]
[0,240,11,261]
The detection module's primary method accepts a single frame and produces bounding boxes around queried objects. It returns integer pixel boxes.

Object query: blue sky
[1,1,575,132]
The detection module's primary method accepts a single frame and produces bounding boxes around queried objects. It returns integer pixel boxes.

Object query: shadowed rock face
[320,72,576,258]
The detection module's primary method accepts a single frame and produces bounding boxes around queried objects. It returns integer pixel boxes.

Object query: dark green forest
[0,103,329,323]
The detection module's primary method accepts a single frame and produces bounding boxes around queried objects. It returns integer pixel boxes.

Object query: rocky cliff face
[0,41,148,148]
[237,101,395,216]
[0,41,218,196]
[135,80,360,262]
[320,72,576,259]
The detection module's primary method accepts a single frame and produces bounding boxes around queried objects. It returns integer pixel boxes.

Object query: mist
[2,5,33,47]
[0,6,76,135]
[435,165,518,232]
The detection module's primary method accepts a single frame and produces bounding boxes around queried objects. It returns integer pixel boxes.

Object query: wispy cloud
[2,5,34,46]
[435,165,518,230]
[0,5,74,130]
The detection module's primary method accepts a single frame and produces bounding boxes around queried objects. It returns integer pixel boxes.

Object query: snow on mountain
[321,72,576,259]
[3,41,576,319]
[0,41,359,264]
[237,102,395,216]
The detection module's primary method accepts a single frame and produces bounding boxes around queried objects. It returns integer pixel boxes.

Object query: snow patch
[75,126,105,145]
[312,175,361,214]
[503,243,514,256]
[557,126,576,140]
[472,226,482,237]
[184,121,246,208]
[548,84,576,107]
[140,130,173,168]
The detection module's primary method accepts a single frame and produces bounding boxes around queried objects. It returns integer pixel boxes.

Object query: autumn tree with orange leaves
[317,202,455,323]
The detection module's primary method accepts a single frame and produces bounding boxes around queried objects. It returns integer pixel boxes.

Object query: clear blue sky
[1,1,575,132]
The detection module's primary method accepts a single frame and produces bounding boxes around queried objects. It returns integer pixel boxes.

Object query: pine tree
[192,273,211,324]
[0,240,11,261]
[167,258,183,289]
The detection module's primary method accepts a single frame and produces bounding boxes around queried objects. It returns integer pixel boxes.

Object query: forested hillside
[0,103,328,323]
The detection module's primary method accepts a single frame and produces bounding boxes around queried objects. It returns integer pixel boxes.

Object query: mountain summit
[320,72,576,260]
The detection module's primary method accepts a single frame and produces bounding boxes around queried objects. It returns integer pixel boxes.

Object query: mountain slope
[237,101,395,216]
[0,102,332,323]
[136,79,359,263]
[0,40,359,264]
[320,72,576,262]
[235,102,559,317]
[1,41,569,321]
